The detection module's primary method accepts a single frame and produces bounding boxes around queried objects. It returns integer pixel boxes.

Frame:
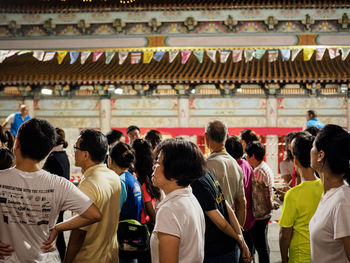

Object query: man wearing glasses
[65,129,122,263]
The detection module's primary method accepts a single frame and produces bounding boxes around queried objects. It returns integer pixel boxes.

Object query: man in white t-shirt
[0,118,101,263]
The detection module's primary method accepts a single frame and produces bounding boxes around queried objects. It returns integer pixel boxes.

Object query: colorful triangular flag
[206,50,217,63]
[80,51,91,64]
[105,51,116,64]
[303,48,315,61]
[244,49,254,62]
[33,50,45,61]
[43,51,56,62]
[118,51,128,65]
[6,50,19,58]
[268,49,279,62]
[169,50,179,63]
[341,48,350,61]
[153,51,166,62]
[93,51,104,62]
[291,48,302,61]
[69,51,80,64]
[254,49,266,60]
[181,50,192,64]
[220,50,231,63]
[193,50,204,63]
[316,48,326,61]
[18,50,32,56]
[0,50,8,63]
[232,50,243,63]
[280,49,291,61]
[328,48,340,59]
[57,51,68,64]
[143,51,154,64]
[131,52,142,64]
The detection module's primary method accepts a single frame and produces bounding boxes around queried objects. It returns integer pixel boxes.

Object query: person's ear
[317,150,325,163]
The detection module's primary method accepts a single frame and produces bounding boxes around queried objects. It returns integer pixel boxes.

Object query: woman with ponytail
[108,142,143,263]
[309,124,350,262]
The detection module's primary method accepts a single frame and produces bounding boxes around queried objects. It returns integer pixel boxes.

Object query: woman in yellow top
[279,131,323,263]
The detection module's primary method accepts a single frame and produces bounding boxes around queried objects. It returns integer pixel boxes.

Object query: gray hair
[205,120,228,143]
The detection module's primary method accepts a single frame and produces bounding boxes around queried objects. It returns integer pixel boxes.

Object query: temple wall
[0,95,348,179]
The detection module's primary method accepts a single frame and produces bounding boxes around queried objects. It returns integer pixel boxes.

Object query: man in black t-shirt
[191,170,251,263]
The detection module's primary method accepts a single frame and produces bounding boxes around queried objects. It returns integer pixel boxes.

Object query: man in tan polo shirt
[65,129,121,263]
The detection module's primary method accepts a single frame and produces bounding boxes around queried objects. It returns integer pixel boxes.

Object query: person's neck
[83,162,100,174]
[299,167,317,182]
[15,158,41,172]
[115,167,129,176]
[210,143,226,154]
[319,170,344,193]
[162,180,184,195]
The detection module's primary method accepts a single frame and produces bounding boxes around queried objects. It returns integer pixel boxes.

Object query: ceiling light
[41,88,53,95]
[114,88,123,95]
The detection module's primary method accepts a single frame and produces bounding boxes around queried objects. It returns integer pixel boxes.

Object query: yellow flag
[303,48,315,61]
[143,51,154,64]
[57,51,68,64]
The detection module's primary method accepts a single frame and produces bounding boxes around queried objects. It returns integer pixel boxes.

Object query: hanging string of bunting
[1,47,350,64]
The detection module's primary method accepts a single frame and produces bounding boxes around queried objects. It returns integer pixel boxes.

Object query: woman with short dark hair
[151,139,206,263]
[309,124,350,262]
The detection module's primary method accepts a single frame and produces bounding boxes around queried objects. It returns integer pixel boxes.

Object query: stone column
[265,97,279,175]
[24,98,35,117]
[100,97,111,134]
[178,97,189,127]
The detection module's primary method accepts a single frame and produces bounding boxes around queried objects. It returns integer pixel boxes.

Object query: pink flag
[316,48,326,61]
[232,50,242,62]
[93,51,104,62]
[328,48,340,59]
[181,50,192,64]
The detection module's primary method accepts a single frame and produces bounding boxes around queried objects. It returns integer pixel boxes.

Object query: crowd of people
[0,106,350,263]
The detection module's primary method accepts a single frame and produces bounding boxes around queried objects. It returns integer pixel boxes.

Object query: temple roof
[1,0,350,13]
[1,49,349,87]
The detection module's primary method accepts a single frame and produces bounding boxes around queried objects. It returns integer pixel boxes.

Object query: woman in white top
[151,139,206,263]
[309,124,350,263]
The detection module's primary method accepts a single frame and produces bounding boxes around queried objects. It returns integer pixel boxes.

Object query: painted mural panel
[191,97,266,110]
[111,117,179,128]
[42,117,100,128]
[112,97,178,110]
[35,98,100,111]
[189,117,266,128]
[0,99,24,118]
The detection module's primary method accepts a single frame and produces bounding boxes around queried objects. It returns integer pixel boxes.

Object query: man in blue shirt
[306,110,324,129]
[1,104,31,137]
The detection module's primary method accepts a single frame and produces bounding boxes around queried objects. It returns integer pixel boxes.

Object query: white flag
[81,51,92,64]
[118,51,129,65]
[33,51,45,61]
[291,48,302,61]
[341,48,350,61]
[316,48,326,61]
[206,50,217,63]
[0,50,9,63]
[6,50,19,58]
[43,51,56,61]
[219,50,231,63]
[328,48,340,59]
[169,50,179,63]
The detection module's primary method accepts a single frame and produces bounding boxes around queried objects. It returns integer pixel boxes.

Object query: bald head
[205,120,228,144]
[20,104,29,117]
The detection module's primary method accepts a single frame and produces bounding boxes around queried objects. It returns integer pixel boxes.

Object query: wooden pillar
[100,97,111,134]
[265,97,279,175]
[178,97,189,128]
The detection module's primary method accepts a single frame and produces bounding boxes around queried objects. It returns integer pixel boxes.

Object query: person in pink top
[226,135,255,262]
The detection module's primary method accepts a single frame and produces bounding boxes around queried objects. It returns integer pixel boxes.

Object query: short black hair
[109,141,134,169]
[144,129,162,150]
[225,136,243,160]
[205,120,227,143]
[0,147,15,170]
[245,141,265,162]
[315,124,350,184]
[307,110,316,118]
[240,129,259,144]
[106,129,124,145]
[127,125,140,135]
[79,129,108,163]
[292,131,314,168]
[17,118,56,161]
[304,126,320,137]
[156,139,205,187]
